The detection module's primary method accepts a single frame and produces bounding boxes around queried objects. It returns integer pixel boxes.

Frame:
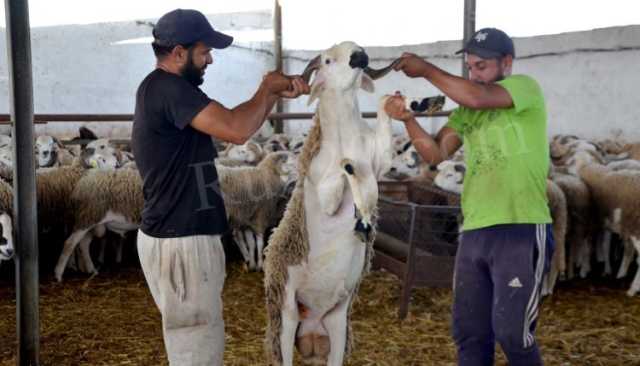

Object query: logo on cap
[474,32,488,42]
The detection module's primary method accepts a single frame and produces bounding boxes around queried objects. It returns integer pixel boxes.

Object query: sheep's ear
[360,74,375,93]
[307,73,325,106]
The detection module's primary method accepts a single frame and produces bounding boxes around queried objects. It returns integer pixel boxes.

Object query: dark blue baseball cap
[456,28,515,59]
[152,9,233,49]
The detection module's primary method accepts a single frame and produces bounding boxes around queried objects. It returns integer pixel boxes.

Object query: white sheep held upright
[264,42,398,366]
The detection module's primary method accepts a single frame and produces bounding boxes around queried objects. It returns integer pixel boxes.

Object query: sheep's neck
[317,89,362,151]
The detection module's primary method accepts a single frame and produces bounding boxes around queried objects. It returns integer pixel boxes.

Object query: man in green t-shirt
[385,28,554,365]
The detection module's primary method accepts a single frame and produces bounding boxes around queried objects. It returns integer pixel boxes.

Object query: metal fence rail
[0,110,451,124]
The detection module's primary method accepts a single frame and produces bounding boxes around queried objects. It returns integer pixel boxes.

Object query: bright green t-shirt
[446,74,551,231]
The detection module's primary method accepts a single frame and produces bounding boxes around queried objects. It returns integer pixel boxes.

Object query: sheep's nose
[349,51,369,69]
[4,248,13,257]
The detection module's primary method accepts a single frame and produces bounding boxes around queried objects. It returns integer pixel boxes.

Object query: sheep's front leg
[256,233,265,271]
[373,98,394,179]
[244,229,257,271]
[233,229,250,265]
[626,236,640,297]
[78,234,98,275]
[600,233,612,276]
[280,281,300,366]
[94,224,108,265]
[322,293,352,366]
[617,238,635,279]
[67,249,79,271]
[115,235,124,264]
[55,229,90,282]
[578,239,592,278]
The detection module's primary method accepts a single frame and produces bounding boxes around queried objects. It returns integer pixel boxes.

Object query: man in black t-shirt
[131,9,308,366]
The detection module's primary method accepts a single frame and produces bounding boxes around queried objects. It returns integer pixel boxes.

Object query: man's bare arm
[190,74,308,144]
[385,94,462,166]
[394,53,512,110]
[404,118,462,165]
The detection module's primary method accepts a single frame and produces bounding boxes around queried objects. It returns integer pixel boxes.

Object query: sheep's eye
[325,59,331,65]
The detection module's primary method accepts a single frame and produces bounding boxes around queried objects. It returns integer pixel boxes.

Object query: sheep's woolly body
[71,168,143,230]
[550,172,595,277]
[626,143,640,161]
[0,178,12,215]
[36,160,87,230]
[544,179,568,294]
[215,157,251,168]
[263,117,376,364]
[218,153,288,233]
[578,164,640,238]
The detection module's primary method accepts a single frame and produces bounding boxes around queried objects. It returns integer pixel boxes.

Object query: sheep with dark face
[434,160,466,194]
[385,144,442,182]
[35,135,76,168]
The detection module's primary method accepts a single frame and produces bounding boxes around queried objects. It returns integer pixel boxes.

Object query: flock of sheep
[0,125,304,279]
[382,128,640,297]
[0,118,637,300]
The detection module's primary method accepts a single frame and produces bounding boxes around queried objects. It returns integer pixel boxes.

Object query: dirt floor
[0,261,639,366]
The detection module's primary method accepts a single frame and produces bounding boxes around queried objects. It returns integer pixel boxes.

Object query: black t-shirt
[132,69,229,238]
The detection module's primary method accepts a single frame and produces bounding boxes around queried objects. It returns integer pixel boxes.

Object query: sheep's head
[567,149,603,176]
[392,134,412,158]
[81,139,119,170]
[0,212,14,261]
[550,134,579,160]
[302,41,399,105]
[226,141,263,164]
[262,151,298,182]
[434,160,466,194]
[264,134,290,153]
[386,146,422,180]
[35,135,63,168]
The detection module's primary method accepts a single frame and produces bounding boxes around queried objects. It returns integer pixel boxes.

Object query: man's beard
[492,63,506,82]
[472,63,506,85]
[181,52,205,86]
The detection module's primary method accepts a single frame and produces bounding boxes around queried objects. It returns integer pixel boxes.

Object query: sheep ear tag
[360,74,374,93]
[307,72,326,106]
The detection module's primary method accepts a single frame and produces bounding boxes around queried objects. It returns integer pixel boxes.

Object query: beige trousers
[137,230,226,366]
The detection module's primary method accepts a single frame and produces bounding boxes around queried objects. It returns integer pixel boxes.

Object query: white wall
[1,18,638,141]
